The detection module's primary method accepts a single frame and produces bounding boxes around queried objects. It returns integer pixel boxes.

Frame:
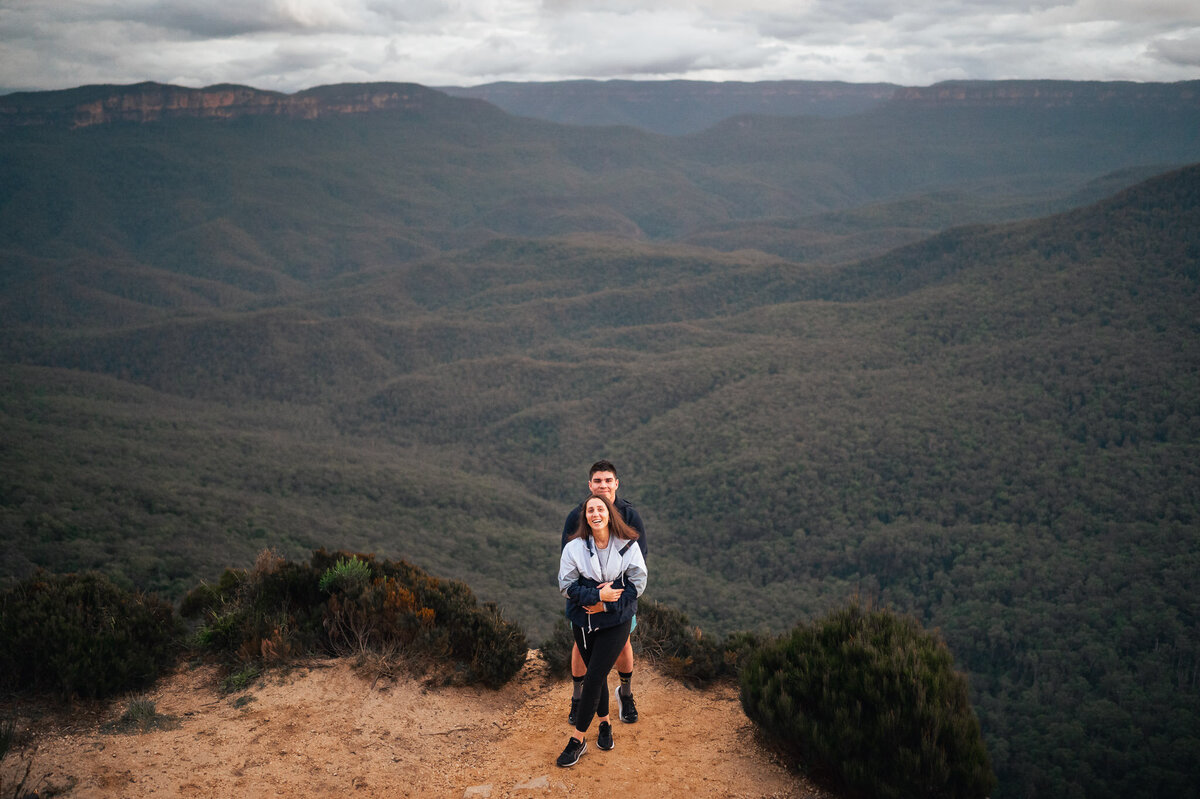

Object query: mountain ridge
[3,78,1198,133]
[443,78,1200,133]
[0,81,491,129]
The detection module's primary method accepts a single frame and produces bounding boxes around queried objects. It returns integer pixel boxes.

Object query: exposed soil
[2,651,830,798]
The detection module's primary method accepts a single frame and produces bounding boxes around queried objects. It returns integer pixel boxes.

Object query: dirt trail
[3,651,829,798]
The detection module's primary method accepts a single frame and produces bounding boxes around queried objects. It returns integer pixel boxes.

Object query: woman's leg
[571,620,632,736]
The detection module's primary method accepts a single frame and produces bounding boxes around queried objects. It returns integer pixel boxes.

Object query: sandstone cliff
[0,81,473,129]
[2,78,1197,133]
[890,79,1200,108]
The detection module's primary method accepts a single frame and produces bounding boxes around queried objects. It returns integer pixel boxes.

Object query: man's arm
[561,505,581,551]
[620,502,647,558]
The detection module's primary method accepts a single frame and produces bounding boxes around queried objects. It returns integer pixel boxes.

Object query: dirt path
[3,651,829,798]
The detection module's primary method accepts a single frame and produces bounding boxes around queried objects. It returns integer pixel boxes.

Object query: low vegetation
[741,603,994,799]
[101,696,180,734]
[184,548,528,689]
[0,571,180,699]
[5,559,997,795]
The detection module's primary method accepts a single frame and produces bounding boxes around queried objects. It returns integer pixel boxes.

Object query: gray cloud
[1149,34,1200,67]
[0,0,1196,94]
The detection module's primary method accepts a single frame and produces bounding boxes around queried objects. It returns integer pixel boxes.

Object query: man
[561,459,647,725]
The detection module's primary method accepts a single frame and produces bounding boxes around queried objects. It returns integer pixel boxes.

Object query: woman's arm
[559,545,601,606]
[566,579,602,607]
[601,547,646,615]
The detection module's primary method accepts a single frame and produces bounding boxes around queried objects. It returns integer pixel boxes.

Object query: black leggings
[572,619,632,734]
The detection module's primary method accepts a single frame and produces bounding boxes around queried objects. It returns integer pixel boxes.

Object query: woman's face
[585,498,610,533]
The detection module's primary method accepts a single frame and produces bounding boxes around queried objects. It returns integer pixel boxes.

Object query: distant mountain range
[439,79,899,133]
[0,81,483,129]
[4,78,1199,134]
[443,78,1200,134]
[1,78,1198,799]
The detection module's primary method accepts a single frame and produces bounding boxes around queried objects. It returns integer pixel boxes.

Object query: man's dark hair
[589,459,618,478]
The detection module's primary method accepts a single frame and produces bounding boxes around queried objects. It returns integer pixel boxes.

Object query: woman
[555,492,648,767]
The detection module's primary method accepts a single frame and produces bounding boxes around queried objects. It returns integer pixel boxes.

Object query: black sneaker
[597,721,614,751]
[568,698,579,726]
[556,736,587,768]
[617,689,638,724]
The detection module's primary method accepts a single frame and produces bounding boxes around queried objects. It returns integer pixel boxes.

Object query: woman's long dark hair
[568,493,639,544]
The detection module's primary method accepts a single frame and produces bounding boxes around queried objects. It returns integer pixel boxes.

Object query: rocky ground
[2,651,830,798]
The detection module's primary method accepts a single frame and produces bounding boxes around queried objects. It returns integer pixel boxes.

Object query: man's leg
[615,637,638,723]
[568,641,586,724]
[615,638,633,672]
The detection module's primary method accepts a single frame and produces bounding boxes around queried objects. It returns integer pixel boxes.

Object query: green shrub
[740,602,995,799]
[318,556,372,595]
[322,567,433,658]
[634,599,730,683]
[454,599,529,688]
[179,581,222,620]
[342,552,528,688]
[189,551,327,670]
[190,548,528,688]
[222,664,260,693]
[102,696,180,734]
[635,599,764,684]
[0,571,181,699]
[538,619,575,678]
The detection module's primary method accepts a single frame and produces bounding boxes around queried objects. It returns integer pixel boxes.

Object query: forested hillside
[441,78,1200,135]
[439,78,898,133]
[2,81,1199,798]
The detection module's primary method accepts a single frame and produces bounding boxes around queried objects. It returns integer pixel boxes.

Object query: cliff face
[439,77,1200,133]
[0,82,450,129]
[3,78,1198,131]
[891,79,1200,109]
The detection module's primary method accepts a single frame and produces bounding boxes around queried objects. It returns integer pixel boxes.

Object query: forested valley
[1,80,1198,798]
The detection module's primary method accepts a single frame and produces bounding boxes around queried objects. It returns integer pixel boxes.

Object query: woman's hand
[597,581,623,603]
[583,601,605,614]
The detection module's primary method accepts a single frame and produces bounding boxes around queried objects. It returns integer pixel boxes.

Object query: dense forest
[2,80,1199,798]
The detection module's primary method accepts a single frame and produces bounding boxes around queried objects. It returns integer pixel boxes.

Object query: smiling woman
[555,492,647,767]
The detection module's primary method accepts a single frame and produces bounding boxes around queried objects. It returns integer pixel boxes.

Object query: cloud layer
[2,0,1198,93]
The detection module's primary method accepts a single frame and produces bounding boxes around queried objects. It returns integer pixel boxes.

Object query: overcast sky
[2,0,1199,95]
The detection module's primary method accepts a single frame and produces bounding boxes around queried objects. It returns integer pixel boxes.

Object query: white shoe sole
[557,739,587,768]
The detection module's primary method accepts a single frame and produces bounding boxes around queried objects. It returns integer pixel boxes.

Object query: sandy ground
[2,651,830,799]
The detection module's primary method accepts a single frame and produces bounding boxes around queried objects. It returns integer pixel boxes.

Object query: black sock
[618,670,633,696]
[572,675,585,700]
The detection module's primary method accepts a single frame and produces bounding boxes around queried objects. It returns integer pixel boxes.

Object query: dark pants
[572,619,632,734]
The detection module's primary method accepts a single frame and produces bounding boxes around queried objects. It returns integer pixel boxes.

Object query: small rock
[463,784,493,798]
[513,775,550,791]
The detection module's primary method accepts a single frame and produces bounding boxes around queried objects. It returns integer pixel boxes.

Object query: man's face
[589,470,619,503]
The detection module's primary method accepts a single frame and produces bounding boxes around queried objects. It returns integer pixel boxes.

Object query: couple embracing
[555,460,648,768]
